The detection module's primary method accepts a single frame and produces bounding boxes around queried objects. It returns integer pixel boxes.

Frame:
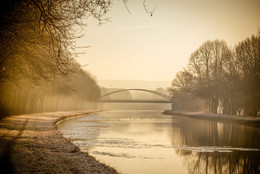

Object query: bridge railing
[100,88,173,103]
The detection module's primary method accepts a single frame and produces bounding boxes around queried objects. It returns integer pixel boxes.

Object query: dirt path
[0,110,118,174]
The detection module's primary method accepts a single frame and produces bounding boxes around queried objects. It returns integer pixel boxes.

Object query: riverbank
[163,110,260,127]
[0,110,118,174]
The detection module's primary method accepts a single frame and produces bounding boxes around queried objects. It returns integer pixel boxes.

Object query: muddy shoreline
[163,110,260,127]
[0,110,118,174]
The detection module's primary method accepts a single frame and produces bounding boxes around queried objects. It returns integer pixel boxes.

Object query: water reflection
[171,117,260,148]
[58,111,260,174]
[176,150,260,174]
[171,116,260,174]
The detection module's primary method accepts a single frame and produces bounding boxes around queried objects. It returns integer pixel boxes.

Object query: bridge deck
[99,100,172,103]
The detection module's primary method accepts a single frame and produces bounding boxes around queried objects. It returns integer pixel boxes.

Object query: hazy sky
[76,0,260,82]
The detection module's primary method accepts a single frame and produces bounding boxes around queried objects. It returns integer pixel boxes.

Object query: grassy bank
[0,110,118,174]
[163,110,260,127]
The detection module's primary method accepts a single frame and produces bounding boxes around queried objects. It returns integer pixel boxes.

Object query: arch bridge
[99,88,173,104]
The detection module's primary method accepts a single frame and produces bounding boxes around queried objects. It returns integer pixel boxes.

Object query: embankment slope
[0,110,118,174]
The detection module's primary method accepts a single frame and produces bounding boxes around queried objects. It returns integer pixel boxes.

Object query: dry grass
[0,110,118,174]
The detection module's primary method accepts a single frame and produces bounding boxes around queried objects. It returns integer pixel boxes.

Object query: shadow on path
[0,119,28,174]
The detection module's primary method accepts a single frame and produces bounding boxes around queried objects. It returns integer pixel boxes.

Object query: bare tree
[188,40,231,113]
[171,35,260,116]
[0,0,111,116]
[235,33,260,116]
[0,0,112,82]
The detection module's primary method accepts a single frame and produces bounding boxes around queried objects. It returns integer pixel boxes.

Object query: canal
[58,110,260,174]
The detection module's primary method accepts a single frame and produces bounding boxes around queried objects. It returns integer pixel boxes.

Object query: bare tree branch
[123,0,131,14]
[143,0,157,16]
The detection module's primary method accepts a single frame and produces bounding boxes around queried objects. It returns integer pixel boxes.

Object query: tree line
[0,0,112,117]
[170,31,260,116]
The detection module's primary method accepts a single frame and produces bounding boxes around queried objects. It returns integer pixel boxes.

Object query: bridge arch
[100,89,172,101]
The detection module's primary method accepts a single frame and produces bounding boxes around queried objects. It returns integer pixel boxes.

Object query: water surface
[58,110,260,174]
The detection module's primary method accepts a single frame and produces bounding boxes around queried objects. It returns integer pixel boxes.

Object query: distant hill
[98,80,171,90]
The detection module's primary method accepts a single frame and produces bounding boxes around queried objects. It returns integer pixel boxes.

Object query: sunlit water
[58,110,260,174]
